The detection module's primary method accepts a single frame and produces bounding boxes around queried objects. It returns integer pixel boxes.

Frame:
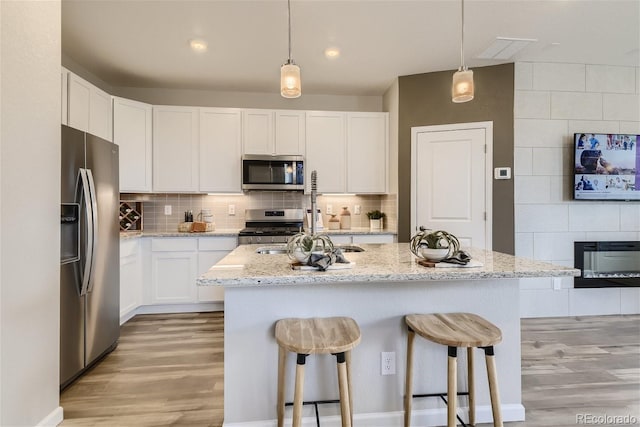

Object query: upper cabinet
[346,112,388,194]
[113,97,153,192]
[200,108,242,193]
[66,70,113,142]
[152,106,199,192]
[305,111,347,193]
[242,109,305,156]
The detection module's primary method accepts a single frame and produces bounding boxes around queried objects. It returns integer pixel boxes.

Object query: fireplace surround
[574,241,640,288]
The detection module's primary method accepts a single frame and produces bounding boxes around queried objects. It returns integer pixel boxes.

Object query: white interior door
[411,123,492,250]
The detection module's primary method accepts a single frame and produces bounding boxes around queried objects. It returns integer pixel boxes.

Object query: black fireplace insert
[574,241,640,288]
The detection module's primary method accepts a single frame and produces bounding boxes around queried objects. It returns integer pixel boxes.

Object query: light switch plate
[164,205,172,215]
[494,167,511,180]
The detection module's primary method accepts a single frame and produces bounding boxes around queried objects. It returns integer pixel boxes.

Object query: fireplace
[574,241,640,288]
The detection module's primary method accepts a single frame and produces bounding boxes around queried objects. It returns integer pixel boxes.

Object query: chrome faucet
[310,170,317,235]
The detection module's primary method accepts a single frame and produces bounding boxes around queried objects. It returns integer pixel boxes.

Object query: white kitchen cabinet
[150,238,198,304]
[347,112,388,194]
[242,109,305,155]
[200,108,242,192]
[305,111,347,193]
[67,71,113,141]
[196,236,237,302]
[113,97,153,192]
[61,67,69,125]
[120,239,142,323]
[152,106,199,192]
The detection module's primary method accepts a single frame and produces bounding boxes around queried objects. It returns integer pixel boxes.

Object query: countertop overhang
[198,243,580,287]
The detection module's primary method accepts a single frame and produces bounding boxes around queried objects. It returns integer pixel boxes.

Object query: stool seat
[405,312,502,348]
[275,317,361,355]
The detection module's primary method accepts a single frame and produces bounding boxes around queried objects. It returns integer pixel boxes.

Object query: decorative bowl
[418,247,450,262]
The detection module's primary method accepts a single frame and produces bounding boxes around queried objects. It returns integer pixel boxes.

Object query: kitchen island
[198,243,579,427]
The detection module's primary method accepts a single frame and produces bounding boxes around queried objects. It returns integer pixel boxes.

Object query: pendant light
[452,0,474,103]
[281,0,301,98]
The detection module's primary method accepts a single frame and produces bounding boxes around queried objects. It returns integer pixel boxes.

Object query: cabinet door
[347,113,388,194]
[150,251,198,304]
[242,109,274,155]
[89,86,113,142]
[305,111,346,193]
[275,110,305,155]
[120,240,141,322]
[200,108,242,192]
[153,106,199,192]
[113,97,153,192]
[61,67,69,125]
[197,251,228,302]
[68,72,90,132]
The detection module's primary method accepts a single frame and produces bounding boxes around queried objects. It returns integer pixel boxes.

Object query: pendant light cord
[460,0,465,70]
[287,0,292,62]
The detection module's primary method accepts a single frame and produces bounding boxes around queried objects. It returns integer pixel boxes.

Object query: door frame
[410,121,493,250]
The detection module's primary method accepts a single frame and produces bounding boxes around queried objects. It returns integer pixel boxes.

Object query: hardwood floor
[60,313,639,426]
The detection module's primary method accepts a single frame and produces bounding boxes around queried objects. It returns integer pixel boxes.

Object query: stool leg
[346,350,354,426]
[293,354,307,427]
[447,346,457,427]
[277,346,287,427]
[335,352,351,427]
[467,347,475,426]
[404,328,415,427]
[484,347,503,427]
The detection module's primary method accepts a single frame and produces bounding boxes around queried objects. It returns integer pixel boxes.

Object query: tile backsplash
[121,192,398,233]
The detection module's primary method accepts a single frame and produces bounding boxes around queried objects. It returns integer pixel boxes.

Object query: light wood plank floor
[60,313,639,426]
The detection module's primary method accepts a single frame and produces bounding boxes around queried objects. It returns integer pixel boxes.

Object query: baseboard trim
[223,404,525,427]
[35,406,63,427]
[132,302,223,316]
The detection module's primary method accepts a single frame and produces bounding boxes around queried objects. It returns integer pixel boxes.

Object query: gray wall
[397,63,515,254]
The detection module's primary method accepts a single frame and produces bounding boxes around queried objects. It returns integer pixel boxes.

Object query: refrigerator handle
[86,168,99,293]
[76,169,93,297]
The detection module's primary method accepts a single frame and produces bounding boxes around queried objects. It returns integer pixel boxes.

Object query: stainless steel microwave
[242,155,304,191]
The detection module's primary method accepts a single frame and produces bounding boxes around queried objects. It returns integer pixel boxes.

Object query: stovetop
[239,226,302,236]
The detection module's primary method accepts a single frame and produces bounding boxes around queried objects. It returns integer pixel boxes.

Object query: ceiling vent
[477,37,538,60]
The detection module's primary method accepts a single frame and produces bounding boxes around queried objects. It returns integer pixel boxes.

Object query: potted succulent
[286,232,334,264]
[410,229,460,262]
[366,210,386,230]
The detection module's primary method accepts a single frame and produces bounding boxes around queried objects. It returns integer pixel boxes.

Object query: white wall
[1,1,63,425]
[383,78,399,195]
[514,62,640,318]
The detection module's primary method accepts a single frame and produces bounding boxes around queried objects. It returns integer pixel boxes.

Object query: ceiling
[62,0,640,96]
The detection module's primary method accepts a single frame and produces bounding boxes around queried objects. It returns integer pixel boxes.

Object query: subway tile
[568,120,620,135]
[515,176,551,204]
[551,92,602,120]
[533,63,586,92]
[620,204,640,231]
[621,288,640,314]
[515,62,533,90]
[514,232,534,258]
[532,147,564,176]
[515,90,550,119]
[533,231,586,261]
[514,147,533,176]
[569,288,621,316]
[514,119,568,148]
[586,65,636,94]
[603,93,640,121]
[520,289,569,318]
[568,204,620,231]
[515,204,569,232]
[619,121,640,134]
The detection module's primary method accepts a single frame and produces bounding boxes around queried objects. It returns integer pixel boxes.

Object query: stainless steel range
[238,209,303,244]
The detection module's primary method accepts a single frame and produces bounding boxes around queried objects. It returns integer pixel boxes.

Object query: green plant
[286,232,334,263]
[366,210,386,220]
[409,229,460,258]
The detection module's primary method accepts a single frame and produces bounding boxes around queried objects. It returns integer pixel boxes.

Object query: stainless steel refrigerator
[60,125,120,389]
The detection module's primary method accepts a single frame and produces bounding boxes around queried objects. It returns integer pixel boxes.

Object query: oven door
[242,155,304,191]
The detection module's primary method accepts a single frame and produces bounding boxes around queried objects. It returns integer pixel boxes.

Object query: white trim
[410,121,494,250]
[222,404,525,427]
[132,302,223,317]
[35,406,64,427]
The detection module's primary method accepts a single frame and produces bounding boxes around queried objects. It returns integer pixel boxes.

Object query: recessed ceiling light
[189,39,208,53]
[324,47,341,59]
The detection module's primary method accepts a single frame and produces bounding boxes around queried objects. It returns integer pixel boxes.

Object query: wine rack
[119,202,143,231]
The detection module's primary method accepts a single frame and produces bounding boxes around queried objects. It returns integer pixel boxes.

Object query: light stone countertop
[314,227,397,235]
[120,229,241,239]
[198,243,580,287]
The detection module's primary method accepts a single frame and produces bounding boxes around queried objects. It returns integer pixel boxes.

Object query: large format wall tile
[515,119,568,148]
[515,90,550,119]
[533,63,586,92]
[516,204,569,232]
[551,92,602,120]
[586,65,636,94]
[603,93,640,121]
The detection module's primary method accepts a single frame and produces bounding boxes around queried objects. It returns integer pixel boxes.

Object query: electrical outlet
[552,277,562,291]
[354,205,361,215]
[164,205,172,215]
[381,352,396,375]
[228,204,236,216]
[326,204,333,215]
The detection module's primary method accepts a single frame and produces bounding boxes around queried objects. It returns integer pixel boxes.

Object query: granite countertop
[120,229,241,239]
[317,227,397,235]
[198,243,580,287]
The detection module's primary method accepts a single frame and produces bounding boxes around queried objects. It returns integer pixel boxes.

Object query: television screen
[573,133,639,201]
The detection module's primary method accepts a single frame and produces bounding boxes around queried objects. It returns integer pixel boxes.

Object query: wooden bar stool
[276,317,361,427]
[404,313,503,427]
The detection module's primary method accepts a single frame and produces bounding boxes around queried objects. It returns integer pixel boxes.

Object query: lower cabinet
[149,238,198,304]
[196,237,237,302]
[120,239,142,323]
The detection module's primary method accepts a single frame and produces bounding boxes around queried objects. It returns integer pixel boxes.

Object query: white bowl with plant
[286,232,334,264]
[410,229,460,262]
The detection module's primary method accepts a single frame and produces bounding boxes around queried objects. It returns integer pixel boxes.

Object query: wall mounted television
[573,133,639,201]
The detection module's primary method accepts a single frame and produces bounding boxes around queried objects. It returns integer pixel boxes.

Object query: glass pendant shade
[281,61,301,98]
[452,68,474,103]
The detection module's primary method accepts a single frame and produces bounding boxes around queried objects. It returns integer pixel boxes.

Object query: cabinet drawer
[198,236,237,251]
[151,238,198,252]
